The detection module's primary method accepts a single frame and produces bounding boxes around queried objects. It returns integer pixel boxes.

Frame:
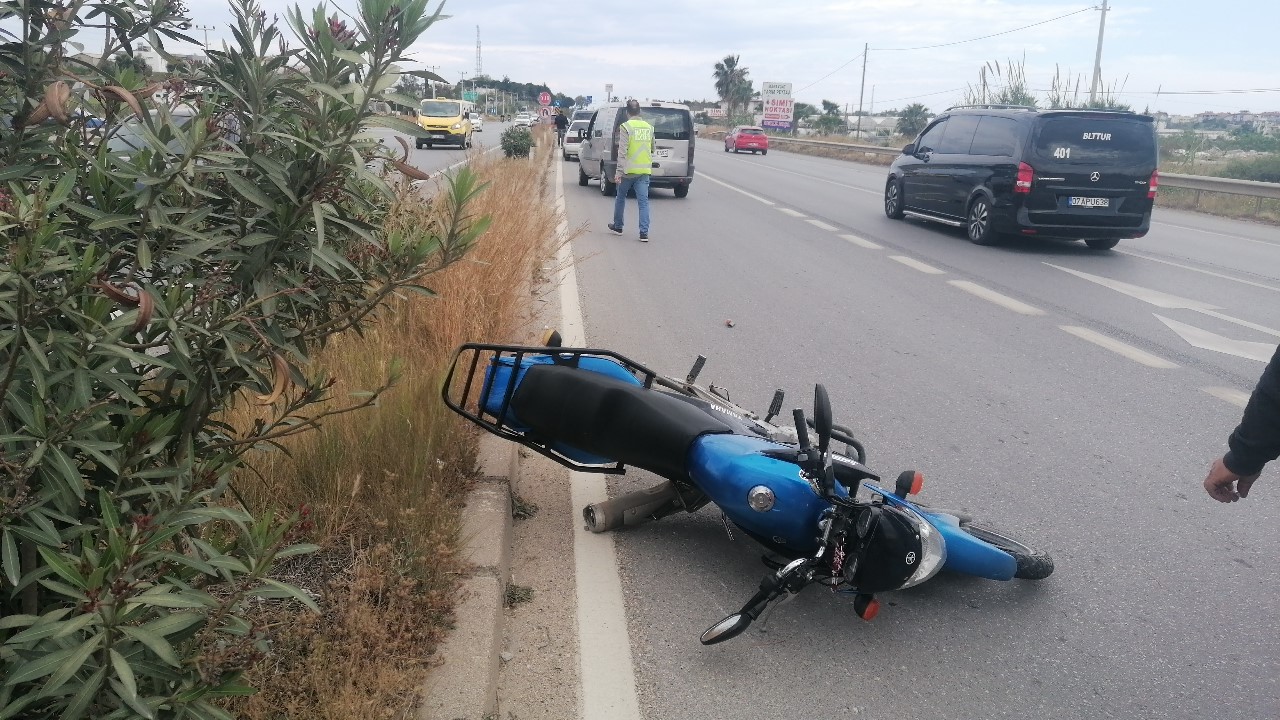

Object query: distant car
[725,125,768,155]
[563,119,589,161]
[513,112,533,127]
[470,112,484,132]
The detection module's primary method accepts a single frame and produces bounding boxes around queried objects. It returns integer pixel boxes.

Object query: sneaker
[639,233,649,242]
[607,223,623,235]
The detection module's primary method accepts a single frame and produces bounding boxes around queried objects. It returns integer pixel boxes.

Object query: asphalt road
[559,144,1280,719]
[369,119,514,178]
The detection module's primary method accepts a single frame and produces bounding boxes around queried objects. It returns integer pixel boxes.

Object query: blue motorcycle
[443,338,1053,644]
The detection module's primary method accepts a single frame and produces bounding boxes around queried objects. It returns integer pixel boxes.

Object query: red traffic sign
[538,91,551,106]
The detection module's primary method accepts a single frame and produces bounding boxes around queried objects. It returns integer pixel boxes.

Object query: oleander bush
[0,0,493,715]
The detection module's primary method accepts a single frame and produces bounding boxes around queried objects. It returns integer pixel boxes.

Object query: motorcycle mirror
[813,384,833,454]
[699,613,753,645]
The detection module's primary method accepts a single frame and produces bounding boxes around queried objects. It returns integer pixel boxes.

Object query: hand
[614,174,622,184]
[1203,456,1260,502]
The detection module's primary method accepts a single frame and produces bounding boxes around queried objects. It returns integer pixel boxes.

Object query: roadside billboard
[761,81,793,131]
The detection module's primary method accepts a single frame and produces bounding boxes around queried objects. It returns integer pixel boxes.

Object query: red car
[724,125,769,155]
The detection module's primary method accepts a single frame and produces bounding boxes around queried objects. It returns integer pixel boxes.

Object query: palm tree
[713,54,750,118]
[895,103,930,137]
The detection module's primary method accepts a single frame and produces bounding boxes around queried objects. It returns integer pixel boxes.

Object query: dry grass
[221,144,559,719]
[1156,186,1280,225]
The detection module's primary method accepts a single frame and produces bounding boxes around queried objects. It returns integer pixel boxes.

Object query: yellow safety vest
[620,117,654,175]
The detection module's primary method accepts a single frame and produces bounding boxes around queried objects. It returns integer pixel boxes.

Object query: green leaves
[1,0,480,714]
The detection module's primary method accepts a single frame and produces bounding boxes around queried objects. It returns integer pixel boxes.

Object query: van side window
[937,115,981,154]
[916,120,947,153]
[970,116,1019,156]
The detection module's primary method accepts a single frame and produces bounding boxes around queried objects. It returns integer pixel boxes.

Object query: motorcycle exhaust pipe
[583,480,679,533]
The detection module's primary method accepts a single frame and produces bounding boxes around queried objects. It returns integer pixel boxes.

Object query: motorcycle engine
[843,505,925,594]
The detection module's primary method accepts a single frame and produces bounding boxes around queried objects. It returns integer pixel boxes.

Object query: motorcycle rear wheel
[959,523,1054,580]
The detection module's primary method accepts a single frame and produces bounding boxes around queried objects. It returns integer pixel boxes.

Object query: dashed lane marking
[805,219,838,231]
[695,171,775,205]
[889,255,945,274]
[840,233,883,249]
[947,281,1045,316]
[778,208,807,218]
[1059,326,1179,369]
[1203,386,1250,409]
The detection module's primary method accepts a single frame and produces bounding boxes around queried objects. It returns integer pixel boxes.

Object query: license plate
[1068,196,1109,208]
[655,149,670,158]
[431,134,447,139]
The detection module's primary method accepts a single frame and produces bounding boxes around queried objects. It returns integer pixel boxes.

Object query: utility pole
[422,64,440,99]
[1089,0,1110,105]
[855,43,869,139]
[193,24,215,48]
[475,26,482,77]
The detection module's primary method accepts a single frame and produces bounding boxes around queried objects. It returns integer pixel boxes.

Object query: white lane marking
[1153,315,1276,362]
[840,233,883,249]
[695,171,775,205]
[889,255,945,274]
[1203,386,1251,408]
[1045,263,1220,310]
[1112,250,1280,294]
[1059,326,1180,369]
[555,161,643,720]
[778,208,807,218]
[1047,263,1280,338]
[805,219,839,231]
[1152,220,1280,247]
[729,160,880,195]
[1198,310,1280,339]
[947,281,1046,315]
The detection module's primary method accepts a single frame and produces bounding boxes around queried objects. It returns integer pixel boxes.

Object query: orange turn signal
[859,598,880,621]
[910,471,924,495]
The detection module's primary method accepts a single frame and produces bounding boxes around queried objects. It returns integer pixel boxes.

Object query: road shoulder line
[555,160,644,720]
[695,171,775,205]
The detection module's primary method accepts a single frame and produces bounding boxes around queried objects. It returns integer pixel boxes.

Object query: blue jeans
[612,174,650,234]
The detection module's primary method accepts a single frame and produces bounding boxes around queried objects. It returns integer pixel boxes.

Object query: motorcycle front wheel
[959,523,1054,580]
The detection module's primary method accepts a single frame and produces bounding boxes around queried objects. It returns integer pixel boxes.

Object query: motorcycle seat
[511,363,732,480]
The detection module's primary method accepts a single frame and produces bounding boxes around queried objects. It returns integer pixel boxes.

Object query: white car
[513,112,533,127]
[563,119,589,161]
[470,112,484,132]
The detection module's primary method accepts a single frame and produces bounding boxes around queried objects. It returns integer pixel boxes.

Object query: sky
[144,0,1280,114]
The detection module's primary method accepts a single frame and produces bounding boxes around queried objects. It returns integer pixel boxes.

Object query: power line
[796,51,865,93]
[877,6,1097,51]
[795,6,1096,95]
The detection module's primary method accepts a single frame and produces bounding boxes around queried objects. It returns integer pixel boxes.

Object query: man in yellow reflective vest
[607,99,655,242]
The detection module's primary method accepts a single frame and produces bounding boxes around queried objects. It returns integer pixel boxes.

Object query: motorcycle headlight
[846,505,946,592]
[895,504,946,589]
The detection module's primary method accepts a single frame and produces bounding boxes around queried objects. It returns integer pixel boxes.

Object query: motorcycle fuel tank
[687,433,848,554]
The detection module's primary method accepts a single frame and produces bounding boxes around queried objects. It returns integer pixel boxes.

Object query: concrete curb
[418,433,517,720]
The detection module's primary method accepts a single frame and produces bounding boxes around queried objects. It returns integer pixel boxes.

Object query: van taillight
[1015,162,1034,193]
[1148,170,1159,199]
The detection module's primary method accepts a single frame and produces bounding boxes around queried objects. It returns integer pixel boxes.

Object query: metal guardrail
[703,131,1280,204]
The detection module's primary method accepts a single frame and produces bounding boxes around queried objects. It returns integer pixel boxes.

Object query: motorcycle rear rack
[442,342,666,474]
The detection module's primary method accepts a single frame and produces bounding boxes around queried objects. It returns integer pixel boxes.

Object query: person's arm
[1225,344,1280,475]
[1205,344,1280,501]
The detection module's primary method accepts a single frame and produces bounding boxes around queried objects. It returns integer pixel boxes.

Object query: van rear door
[1025,113,1157,230]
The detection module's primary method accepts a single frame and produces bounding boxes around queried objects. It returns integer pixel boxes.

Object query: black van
[884,106,1159,250]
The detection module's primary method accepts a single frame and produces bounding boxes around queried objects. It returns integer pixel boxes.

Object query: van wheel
[884,179,905,220]
[1085,238,1120,250]
[578,167,589,186]
[600,175,616,197]
[674,185,689,198]
[466,134,473,149]
[966,197,1000,246]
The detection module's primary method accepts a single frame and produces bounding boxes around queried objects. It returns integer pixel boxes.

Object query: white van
[577,100,695,198]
